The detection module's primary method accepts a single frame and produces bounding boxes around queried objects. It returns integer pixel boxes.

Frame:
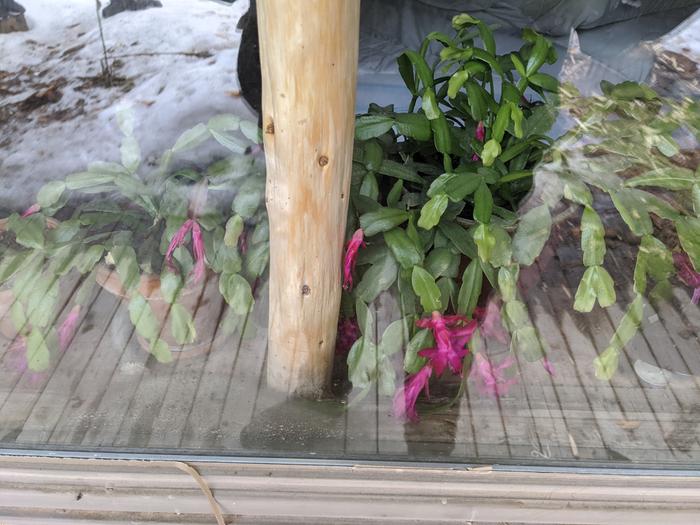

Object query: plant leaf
[355,115,394,141]
[356,252,399,303]
[172,123,210,153]
[625,166,696,191]
[128,294,161,341]
[418,194,449,230]
[170,303,197,345]
[150,339,174,363]
[411,266,442,312]
[513,205,551,266]
[37,181,66,209]
[457,259,482,317]
[481,139,501,167]
[121,135,141,173]
[473,181,493,224]
[360,208,409,237]
[26,329,50,372]
[594,347,619,381]
[439,222,477,258]
[378,160,423,183]
[581,206,606,267]
[394,113,432,141]
[378,318,409,358]
[384,228,424,270]
[676,217,700,270]
[219,273,254,314]
[404,329,431,374]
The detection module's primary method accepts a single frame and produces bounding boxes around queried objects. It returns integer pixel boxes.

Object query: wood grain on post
[257,0,360,397]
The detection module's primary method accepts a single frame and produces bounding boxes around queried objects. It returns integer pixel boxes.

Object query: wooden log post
[257,0,361,397]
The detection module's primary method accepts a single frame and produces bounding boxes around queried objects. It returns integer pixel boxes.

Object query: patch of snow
[0,0,255,209]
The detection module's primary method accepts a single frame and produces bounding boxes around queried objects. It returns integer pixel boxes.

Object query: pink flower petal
[475,121,486,142]
[58,305,81,352]
[165,219,194,266]
[470,353,517,397]
[542,357,555,376]
[21,203,41,218]
[342,229,365,291]
[393,364,432,422]
[415,313,476,377]
[476,301,509,345]
[191,221,206,283]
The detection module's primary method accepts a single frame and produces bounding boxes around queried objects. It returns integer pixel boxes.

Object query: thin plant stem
[95,0,112,86]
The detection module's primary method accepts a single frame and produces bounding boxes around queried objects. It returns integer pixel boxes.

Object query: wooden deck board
[216,281,269,450]
[111,276,222,449]
[526,258,609,460]
[0,272,84,444]
[0,251,696,464]
[15,280,111,445]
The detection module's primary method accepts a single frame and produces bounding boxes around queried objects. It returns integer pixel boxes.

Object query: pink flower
[470,353,518,397]
[191,221,206,284]
[674,252,700,304]
[342,229,365,291]
[21,203,41,218]
[472,121,486,162]
[58,305,81,351]
[475,301,509,344]
[416,312,476,377]
[393,364,432,421]
[475,121,486,142]
[165,219,207,283]
[336,317,361,355]
[542,356,555,376]
[166,219,194,264]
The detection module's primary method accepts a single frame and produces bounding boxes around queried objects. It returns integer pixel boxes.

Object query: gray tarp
[356,0,700,111]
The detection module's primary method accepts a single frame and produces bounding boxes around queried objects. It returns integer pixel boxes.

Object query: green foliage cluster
[0,112,267,369]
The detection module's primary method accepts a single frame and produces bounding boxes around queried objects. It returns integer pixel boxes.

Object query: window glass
[1,0,699,468]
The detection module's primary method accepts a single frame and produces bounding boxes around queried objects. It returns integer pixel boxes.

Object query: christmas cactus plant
[541,81,700,380]
[343,14,560,418]
[0,110,268,371]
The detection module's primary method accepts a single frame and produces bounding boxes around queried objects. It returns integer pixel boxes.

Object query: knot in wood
[318,155,329,167]
[301,284,311,296]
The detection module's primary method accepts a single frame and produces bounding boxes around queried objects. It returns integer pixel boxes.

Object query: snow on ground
[0,0,254,209]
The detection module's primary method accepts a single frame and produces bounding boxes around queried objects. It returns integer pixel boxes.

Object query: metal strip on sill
[1,447,700,477]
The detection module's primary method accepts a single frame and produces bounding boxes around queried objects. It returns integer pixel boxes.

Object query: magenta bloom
[475,121,486,142]
[191,221,205,284]
[336,317,361,355]
[470,353,518,397]
[472,121,486,162]
[58,305,81,351]
[542,356,555,376]
[165,219,207,283]
[342,229,365,291]
[21,203,41,218]
[393,364,432,421]
[416,312,476,376]
[475,301,509,344]
[674,252,700,304]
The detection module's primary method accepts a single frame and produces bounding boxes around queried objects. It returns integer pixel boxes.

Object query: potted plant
[0,110,269,370]
[342,12,700,421]
[342,13,560,419]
